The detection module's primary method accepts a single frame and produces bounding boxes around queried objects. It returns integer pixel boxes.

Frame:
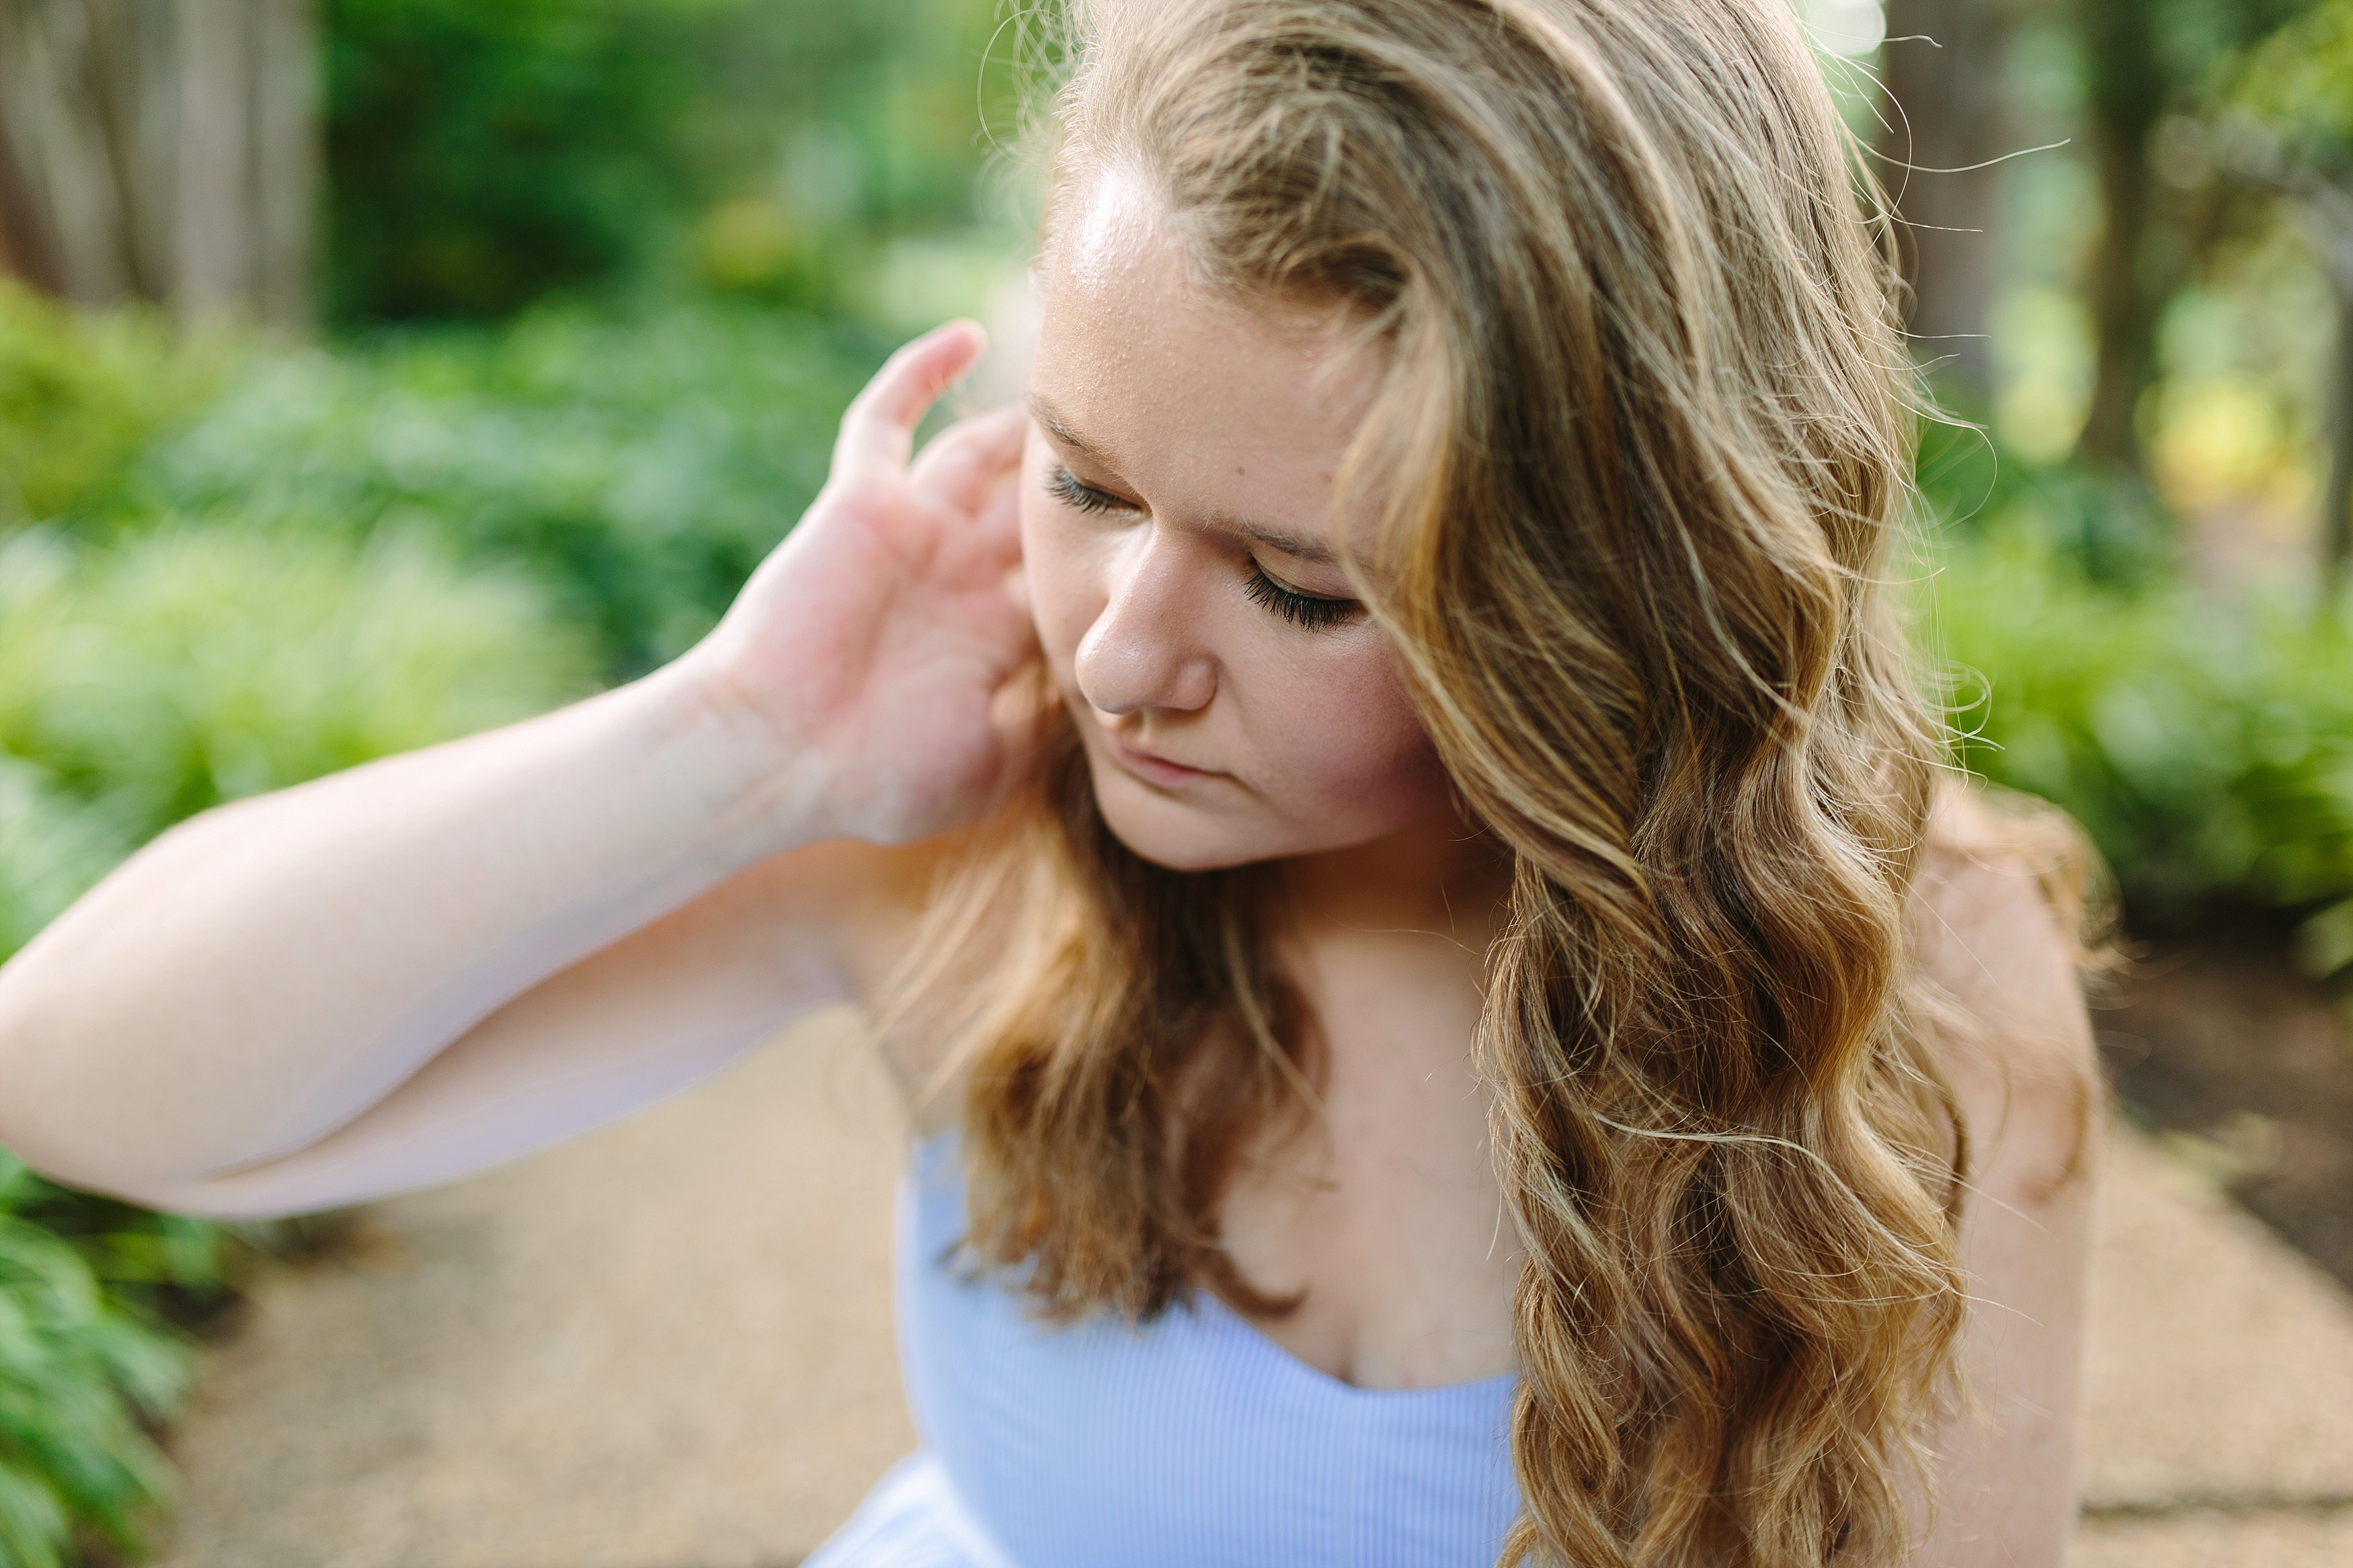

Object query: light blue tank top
[803,1134,1522,1568]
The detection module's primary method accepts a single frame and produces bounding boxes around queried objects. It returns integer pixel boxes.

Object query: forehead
[1031,169,1382,532]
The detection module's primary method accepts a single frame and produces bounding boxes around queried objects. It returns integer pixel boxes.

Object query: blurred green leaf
[146,300,879,675]
[0,285,227,531]
[0,1196,189,1567]
[1931,484,2353,940]
[0,522,597,837]
[323,0,1016,322]
[2233,0,2353,153]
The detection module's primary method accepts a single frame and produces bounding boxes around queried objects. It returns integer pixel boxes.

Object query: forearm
[151,910,836,1219]
[0,320,1022,1204]
[0,663,813,1195]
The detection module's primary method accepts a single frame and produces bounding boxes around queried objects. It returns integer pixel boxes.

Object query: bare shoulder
[1911,783,2104,1196]
[1910,785,2106,1563]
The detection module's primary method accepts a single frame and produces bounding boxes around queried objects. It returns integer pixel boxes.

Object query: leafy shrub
[0,761,129,964]
[0,518,593,1566]
[0,282,877,678]
[323,0,1011,321]
[0,286,225,531]
[1913,417,2173,587]
[1931,511,2353,954]
[0,524,596,846]
[325,0,722,319]
[0,1153,198,1568]
[145,300,878,674]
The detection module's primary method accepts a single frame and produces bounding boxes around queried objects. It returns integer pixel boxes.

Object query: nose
[1074,532,1217,716]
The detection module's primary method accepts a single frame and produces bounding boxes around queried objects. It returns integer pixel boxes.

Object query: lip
[1100,727,1224,789]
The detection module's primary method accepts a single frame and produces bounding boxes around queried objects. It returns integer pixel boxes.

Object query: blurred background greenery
[2,0,2353,1560]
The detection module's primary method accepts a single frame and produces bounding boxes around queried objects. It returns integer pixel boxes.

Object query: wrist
[633,650,852,858]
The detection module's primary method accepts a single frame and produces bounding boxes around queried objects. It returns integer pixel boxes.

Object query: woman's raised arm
[0,322,1031,1217]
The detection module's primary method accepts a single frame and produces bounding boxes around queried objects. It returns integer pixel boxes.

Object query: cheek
[1243,641,1449,828]
[1017,483,1102,675]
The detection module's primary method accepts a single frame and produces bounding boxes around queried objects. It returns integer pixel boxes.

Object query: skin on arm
[150,836,939,1220]
[1912,797,2103,1567]
[0,323,1028,1217]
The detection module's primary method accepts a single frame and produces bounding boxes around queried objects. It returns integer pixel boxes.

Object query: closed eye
[1243,563,1358,632]
[1047,462,1355,631]
[1043,464,1135,515]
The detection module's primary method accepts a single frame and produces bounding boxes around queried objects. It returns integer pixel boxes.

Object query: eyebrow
[1027,394,1341,566]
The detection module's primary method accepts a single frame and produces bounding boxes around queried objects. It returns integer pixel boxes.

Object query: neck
[1279,796,1513,946]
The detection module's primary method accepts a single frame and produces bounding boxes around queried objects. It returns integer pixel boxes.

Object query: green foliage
[1931,506,2353,950]
[2151,0,2320,99]
[0,1152,197,1568]
[1905,433,2349,931]
[324,0,1017,321]
[145,300,879,674]
[2231,0,2353,153]
[0,512,594,1567]
[1915,418,2173,586]
[326,0,719,319]
[0,525,596,847]
[0,1146,244,1568]
[0,285,225,530]
[0,760,128,966]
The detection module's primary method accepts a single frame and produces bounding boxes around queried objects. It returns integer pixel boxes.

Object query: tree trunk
[174,0,255,315]
[0,65,63,290]
[1880,0,2008,411]
[0,0,315,326]
[251,0,315,324]
[2200,120,2353,593]
[0,0,136,304]
[2323,261,2353,595]
[2073,0,2170,474]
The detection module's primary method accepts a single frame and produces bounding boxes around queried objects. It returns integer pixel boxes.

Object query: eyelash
[1043,464,1127,515]
[1043,464,1358,634]
[1241,565,1355,631]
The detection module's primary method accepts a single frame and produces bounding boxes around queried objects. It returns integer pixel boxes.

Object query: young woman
[0,1,2100,1563]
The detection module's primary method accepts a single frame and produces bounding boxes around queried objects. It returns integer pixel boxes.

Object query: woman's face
[1020,169,1451,872]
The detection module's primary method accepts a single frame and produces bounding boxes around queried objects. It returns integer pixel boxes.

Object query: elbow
[0,980,79,1186]
[130,1184,323,1224]
[0,975,204,1210]
[0,1071,296,1221]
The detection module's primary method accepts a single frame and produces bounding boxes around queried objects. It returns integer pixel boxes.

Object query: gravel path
[151,1007,2353,1567]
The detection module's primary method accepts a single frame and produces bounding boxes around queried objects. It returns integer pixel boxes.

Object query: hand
[682,321,1037,845]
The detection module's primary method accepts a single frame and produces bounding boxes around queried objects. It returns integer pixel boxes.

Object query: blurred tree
[2225,0,2353,587]
[1880,0,2008,409]
[0,0,317,326]
[322,0,1008,323]
[2068,0,2315,476]
[323,0,707,319]
[2071,0,2167,472]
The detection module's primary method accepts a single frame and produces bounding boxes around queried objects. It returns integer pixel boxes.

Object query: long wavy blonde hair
[889,2,1987,1562]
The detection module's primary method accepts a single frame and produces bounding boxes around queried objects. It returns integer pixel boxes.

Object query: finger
[910,405,1029,516]
[833,320,988,477]
[967,468,1024,566]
